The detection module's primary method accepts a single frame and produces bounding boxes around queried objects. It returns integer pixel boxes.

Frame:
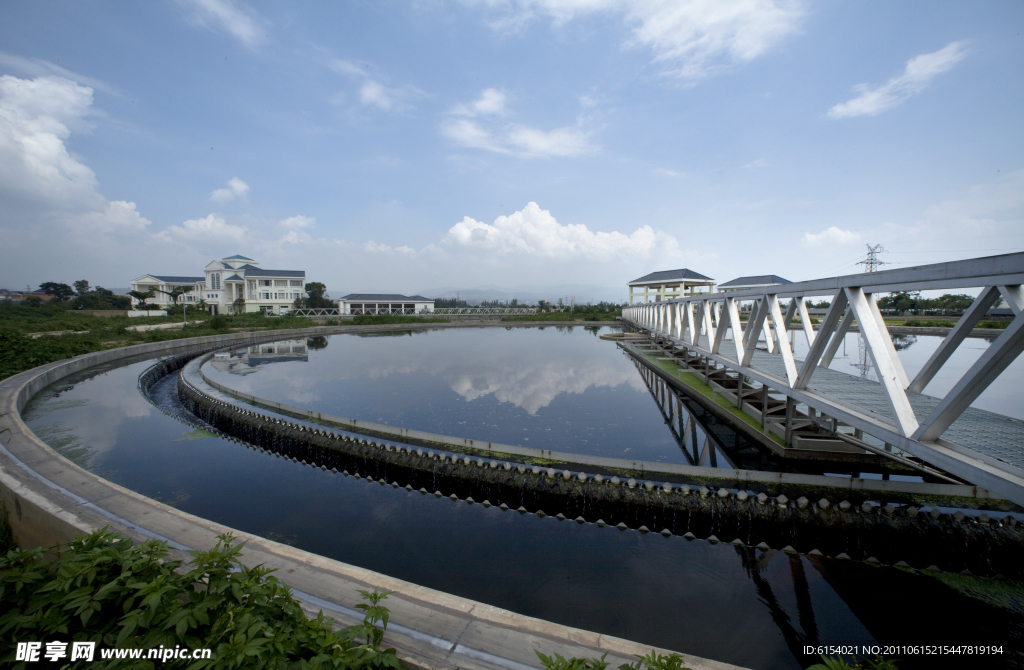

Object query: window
[211,273,221,290]
[290,280,303,287]
[261,280,272,287]
[275,280,288,287]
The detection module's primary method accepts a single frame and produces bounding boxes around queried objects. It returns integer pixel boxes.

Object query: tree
[128,288,156,310]
[73,279,90,296]
[38,282,74,302]
[232,297,246,314]
[156,286,189,306]
[304,282,332,309]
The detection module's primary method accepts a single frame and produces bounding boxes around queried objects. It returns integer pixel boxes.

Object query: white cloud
[279,215,315,243]
[828,42,968,119]
[281,215,314,229]
[453,88,508,116]
[327,58,420,113]
[445,201,676,260]
[801,226,861,247]
[474,0,804,81]
[180,0,268,48]
[654,167,685,178]
[364,241,416,254]
[156,213,248,242]
[209,177,249,203]
[0,75,101,209]
[0,73,154,286]
[442,89,595,157]
[0,51,120,97]
[75,201,151,234]
[359,81,399,111]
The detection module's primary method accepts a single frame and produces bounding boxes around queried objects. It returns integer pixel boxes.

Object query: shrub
[535,650,695,670]
[207,315,230,330]
[0,529,400,669]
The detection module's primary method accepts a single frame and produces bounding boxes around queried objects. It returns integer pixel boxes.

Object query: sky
[1,0,1022,299]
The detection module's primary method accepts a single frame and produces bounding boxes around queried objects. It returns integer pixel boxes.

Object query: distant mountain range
[414,284,626,306]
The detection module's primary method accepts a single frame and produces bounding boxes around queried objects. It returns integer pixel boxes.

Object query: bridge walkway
[649,333,1024,478]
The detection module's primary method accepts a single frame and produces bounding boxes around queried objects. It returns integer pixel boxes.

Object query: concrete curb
[193,343,1009,509]
[0,323,745,670]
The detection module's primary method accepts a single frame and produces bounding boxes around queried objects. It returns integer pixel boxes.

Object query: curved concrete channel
[3,323,1022,666]
[0,323,744,670]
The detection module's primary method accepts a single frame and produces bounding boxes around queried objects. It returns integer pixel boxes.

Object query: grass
[0,301,330,382]
[893,319,1007,329]
[639,348,787,447]
[502,312,620,322]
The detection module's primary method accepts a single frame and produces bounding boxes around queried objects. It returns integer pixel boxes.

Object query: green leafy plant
[807,656,899,670]
[0,529,400,669]
[535,651,609,670]
[535,650,695,670]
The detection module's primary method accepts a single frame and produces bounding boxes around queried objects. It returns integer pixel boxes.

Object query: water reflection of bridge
[635,359,735,468]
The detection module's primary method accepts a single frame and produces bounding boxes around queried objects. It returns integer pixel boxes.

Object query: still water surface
[22,326,1024,669]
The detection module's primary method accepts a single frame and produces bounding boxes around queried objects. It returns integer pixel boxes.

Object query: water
[204,326,702,464]
[21,327,1024,669]
[790,329,1024,421]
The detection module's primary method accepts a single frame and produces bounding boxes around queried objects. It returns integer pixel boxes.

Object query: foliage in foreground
[807,655,899,670]
[0,529,400,669]
[535,650,901,670]
[535,649,694,670]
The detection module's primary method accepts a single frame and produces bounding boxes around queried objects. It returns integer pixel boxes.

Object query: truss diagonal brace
[908,286,1001,393]
[768,295,799,386]
[999,285,1023,315]
[914,312,1024,442]
[795,291,847,389]
[741,297,770,367]
[846,287,919,436]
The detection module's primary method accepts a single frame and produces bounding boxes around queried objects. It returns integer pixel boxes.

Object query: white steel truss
[622,253,1024,505]
[432,308,539,315]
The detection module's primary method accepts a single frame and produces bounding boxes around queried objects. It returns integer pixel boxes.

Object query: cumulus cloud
[442,89,595,157]
[0,73,155,285]
[801,226,861,247]
[75,201,152,234]
[179,0,268,48]
[209,177,249,203]
[473,0,804,81]
[445,201,675,260]
[829,42,968,119]
[156,213,248,242]
[0,75,102,209]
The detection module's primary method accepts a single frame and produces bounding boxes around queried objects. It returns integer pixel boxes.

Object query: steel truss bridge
[288,309,341,317]
[622,252,1024,505]
[431,307,538,315]
[287,307,540,316]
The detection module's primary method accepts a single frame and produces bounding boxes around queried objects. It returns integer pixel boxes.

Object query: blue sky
[1,1,1022,298]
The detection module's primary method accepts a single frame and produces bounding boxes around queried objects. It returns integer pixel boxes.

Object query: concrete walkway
[0,325,745,670]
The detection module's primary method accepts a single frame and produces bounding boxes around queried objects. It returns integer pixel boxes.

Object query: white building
[130,255,306,315]
[717,275,792,292]
[337,294,434,315]
[627,269,715,304]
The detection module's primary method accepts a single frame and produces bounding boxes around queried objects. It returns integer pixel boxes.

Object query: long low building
[338,294,434,315]
[131,255,305,315]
